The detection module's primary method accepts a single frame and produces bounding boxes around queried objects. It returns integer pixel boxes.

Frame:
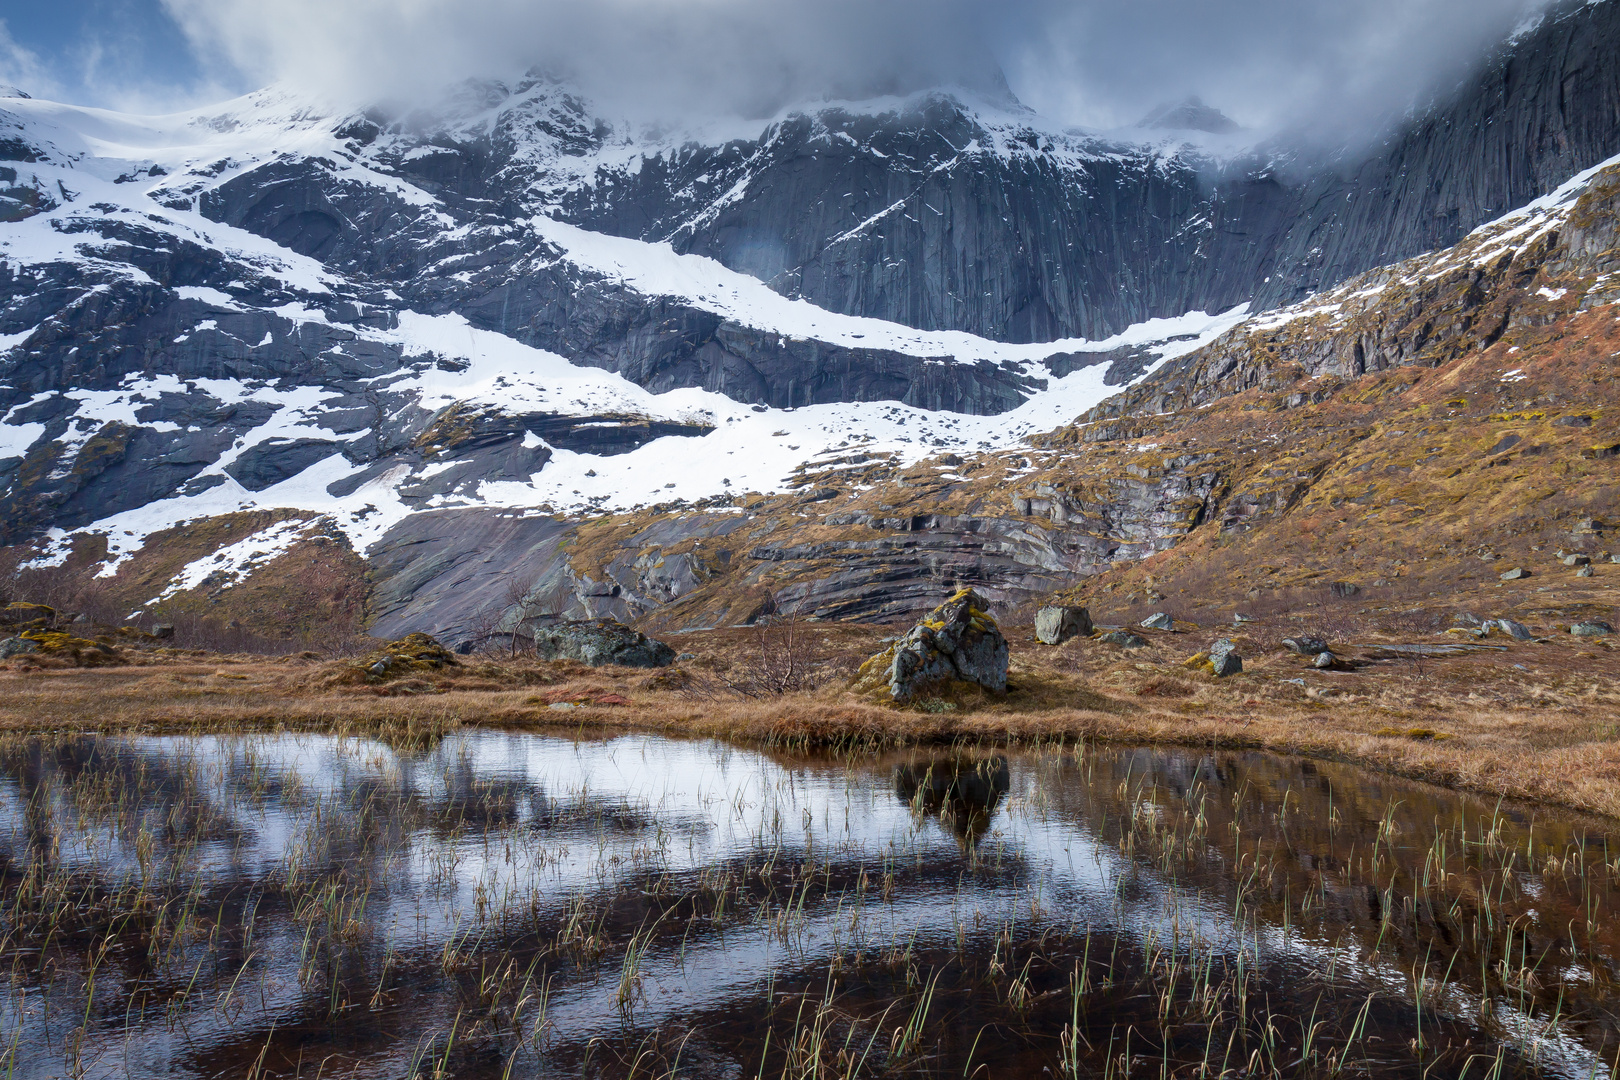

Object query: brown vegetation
[2,610,1616,820]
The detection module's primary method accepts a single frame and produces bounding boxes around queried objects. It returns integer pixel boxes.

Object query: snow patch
[145,518,319,605]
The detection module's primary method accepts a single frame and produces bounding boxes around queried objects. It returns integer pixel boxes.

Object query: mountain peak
[1139,97,1240,134]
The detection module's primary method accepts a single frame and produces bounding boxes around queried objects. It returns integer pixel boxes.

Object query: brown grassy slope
[1,510,370,651]
[2,614,1617,819]
[1043,303,1620,625]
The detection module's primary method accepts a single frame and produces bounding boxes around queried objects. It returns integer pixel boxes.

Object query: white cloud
[0,19,58,101]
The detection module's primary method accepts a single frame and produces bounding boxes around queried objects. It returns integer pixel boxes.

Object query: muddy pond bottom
[2,731,1618,1079]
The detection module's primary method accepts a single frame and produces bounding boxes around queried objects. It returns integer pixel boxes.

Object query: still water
[1,731,1617,1078]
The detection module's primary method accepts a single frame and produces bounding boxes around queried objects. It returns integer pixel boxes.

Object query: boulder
[1208,639,1243,676]
[1100,630,1149,648]
[853,589,1009,702]
[1313,651,1340,669]
[1500,568,1529,581]
[152,624,176,640]
[1486,619,1534,640]
[1035,605,1092,645]
[1282,635,1330,656]
[1140,612,1174,631]
[1571,621,1612,637]
[0,637,38,659]
[1564,554,1591,567]
[532,620,677,668]
[1577,565,1594,578]
[1184,639,1242,676]
[1329,581,1360,598]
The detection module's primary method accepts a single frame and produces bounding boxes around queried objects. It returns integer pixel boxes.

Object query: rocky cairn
[531,620,677,668]
[1035,605,1092,645]
[855,589,1009,703]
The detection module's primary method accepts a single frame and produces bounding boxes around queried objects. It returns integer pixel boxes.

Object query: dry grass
[3,614,1617,820]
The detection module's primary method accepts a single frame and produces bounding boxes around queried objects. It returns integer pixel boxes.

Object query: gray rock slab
[1035,605,1092,645]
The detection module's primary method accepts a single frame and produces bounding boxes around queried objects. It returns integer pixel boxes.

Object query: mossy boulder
[347,633,460,683]
[1183,638,1242,677]
[1,602,55,628]
[17,629,120,665]
[853,589,1008,703]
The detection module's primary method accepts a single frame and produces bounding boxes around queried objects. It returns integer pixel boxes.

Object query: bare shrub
[693,594,838,700]
[720,614,818,698]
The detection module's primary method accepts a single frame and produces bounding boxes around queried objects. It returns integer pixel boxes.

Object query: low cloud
[142,0,1553,147]
[998,0,1549,144]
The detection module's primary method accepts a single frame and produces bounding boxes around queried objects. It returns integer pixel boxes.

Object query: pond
[1,730,1617,1079]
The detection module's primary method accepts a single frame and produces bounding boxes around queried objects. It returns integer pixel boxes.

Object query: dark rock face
[1283,636,1330,657]
[530,620,676,667]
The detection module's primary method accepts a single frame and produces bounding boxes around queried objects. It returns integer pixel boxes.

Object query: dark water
[1,731,1617,1079]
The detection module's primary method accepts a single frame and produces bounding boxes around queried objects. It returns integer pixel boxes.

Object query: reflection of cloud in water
[0,732,1616,1079]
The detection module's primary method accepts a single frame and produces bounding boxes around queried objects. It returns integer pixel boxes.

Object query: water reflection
[893,755,1009,841]
[0,731,1616,1079]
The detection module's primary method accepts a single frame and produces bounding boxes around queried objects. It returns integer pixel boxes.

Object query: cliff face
[2,0,1620,636]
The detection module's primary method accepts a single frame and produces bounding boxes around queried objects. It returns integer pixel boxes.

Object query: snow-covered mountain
[1,0,1618,631]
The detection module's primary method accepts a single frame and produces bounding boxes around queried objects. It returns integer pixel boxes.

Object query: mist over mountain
[0,0,1556,150]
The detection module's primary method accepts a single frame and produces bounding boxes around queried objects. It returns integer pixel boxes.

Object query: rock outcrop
[530,620,677,668]
[854,589,1009,703]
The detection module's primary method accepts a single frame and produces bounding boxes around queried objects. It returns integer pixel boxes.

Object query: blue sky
[0,0,242,110]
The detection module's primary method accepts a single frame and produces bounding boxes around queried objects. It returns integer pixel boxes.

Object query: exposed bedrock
[361,471,1222,642]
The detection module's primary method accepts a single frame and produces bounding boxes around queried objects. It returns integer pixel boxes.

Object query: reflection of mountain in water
[893,755,1010,841]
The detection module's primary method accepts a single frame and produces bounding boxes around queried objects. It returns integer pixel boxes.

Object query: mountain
[0,0,1618,645]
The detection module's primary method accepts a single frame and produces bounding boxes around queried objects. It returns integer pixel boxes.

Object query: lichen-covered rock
[1282,635,1330,656]
[1208,640,1242,676]
[853,589,1009,703]
[0,636,38,659]
[531,620,676,668]
[1486,618,1534,640]
[1,602,55,627]
[1140,612,1174,631]
[17,629,119,665]
[1035,605,1092,645]
[1185,639,1242,676]
[1571,621,1612,637]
